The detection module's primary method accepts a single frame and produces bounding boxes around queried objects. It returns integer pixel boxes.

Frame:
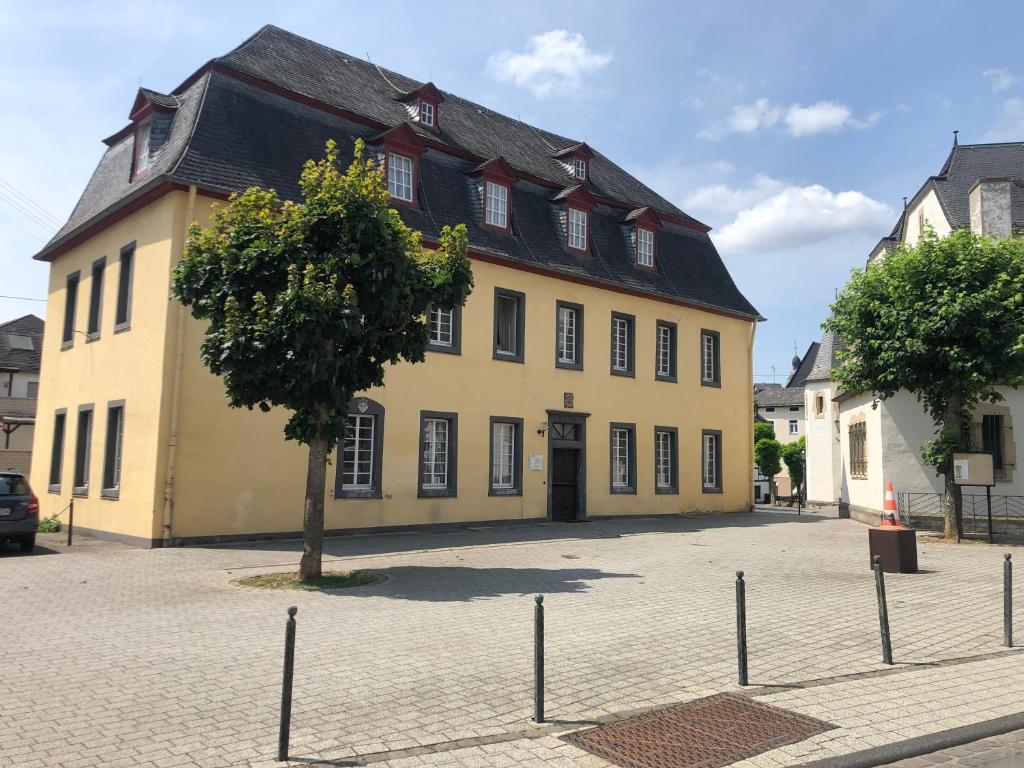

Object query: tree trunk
[942,395,963,543]
[299,430,329,581]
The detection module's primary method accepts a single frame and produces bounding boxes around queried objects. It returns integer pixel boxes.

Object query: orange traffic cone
[881,481,902,527]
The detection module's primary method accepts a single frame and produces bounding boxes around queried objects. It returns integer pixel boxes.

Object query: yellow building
[31,27,761,546]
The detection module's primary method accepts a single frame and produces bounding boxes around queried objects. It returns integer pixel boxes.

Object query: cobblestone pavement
[880,729,1024,767]
[1,509,1022,768]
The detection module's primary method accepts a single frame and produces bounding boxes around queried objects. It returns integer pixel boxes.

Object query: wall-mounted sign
[529,454,544,471]
[563,392,574,409]
[953,451,995,487]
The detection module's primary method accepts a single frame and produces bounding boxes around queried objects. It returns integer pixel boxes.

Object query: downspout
[748,320,759,511]
[162,184,196,545]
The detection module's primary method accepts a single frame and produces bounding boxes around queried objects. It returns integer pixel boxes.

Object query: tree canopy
[781,437,806,496]
[754,438,782,481]
[754,420,776,443]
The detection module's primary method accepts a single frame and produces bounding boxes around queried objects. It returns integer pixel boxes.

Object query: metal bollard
[533,594,544,723]
[67,498,74,547]
[736,571,748,686]
[873,555,893,665]
[1005,554,1013,648]
[278,606,298,762]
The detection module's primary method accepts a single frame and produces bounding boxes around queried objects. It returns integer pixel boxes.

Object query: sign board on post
[952,452,995,487]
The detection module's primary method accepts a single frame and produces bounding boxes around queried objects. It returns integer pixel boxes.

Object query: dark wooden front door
[551,447,580,522]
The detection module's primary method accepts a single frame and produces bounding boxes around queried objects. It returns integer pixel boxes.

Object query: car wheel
[19,534,35,553]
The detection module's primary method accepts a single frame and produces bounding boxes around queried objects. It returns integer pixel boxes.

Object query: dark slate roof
[0,315,44,372]
[785,341,819,388]
[805,329,844,383]
[36,26,759,320]
[755,386,804,407]
[139,88,180,111]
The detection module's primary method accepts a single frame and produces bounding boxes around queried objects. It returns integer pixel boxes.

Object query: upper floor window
[568,208,588,251]
[429,308,453,347]
[61,271,80,349]
[574,158,587,180]
[655,321,677,382]
[135,122,151,174]
[849,420,867,478]
[485,181,509,229]
[701,330,721,386]
[86,257,105,341]
[637,228,655,268]
[493,288,525,363]
[388,152,414,202]
[115,242,135,332]
[814,393,825,417]
[419,101,434,127]
[556,301,583,370]
[611,312,635,377]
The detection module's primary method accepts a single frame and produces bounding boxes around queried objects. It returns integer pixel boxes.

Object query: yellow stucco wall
[33,191,756,543]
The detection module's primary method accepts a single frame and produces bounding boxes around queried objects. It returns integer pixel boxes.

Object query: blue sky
[2,0,1023,379]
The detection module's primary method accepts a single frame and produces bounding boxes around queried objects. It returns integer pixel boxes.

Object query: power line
[0,294,46,302]
[0,207,46,242]
[0,176,61,227]
[0,188,58,233]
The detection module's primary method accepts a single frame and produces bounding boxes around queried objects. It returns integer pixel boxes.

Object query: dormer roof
[624,207,662,229]
[129,88,179,121]
[468,156,518,183]
[397,81,444,106]
[552,142,594,161]
[552,184,597,209]
[371,122,426,154]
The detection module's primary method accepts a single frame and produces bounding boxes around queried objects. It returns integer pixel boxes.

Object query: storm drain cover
[563,693,835,768]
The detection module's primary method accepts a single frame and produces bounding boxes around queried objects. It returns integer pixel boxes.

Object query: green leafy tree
[826,228,1024,541]
[781,436,806,499]
[754,420,776,444]
[172,139,473,579]
[754,438,783,502]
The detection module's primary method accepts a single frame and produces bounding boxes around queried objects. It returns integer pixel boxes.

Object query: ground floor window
[849,420,867,478]
[702,429,722,492]
[419,411,458,497]
[654,427,678,494]
[48,409,66,492]
[102,401,125,498]
[335,398,384,498]
[72,404,94,496]
[610,422,636,493]
[981,414,1005,470]
[489,417,523,495]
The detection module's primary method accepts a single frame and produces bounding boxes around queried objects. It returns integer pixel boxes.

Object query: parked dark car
[0,471,39,552]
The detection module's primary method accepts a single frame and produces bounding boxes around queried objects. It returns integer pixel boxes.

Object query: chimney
[969,178,1013,239]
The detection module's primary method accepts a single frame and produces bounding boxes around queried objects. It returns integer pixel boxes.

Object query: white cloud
[487,30,611,98]
[701,98,881,139]
[685,177,893,256]
[983,68,1016,93]
[984,97,1024,141]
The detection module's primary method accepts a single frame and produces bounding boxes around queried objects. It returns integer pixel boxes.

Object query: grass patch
[233,570,381,591]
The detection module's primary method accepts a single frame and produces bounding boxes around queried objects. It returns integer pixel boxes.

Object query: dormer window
[625,207,661,270]
[485,182,508,229]
[135,121,152,174]
[574,158,587,180]
[388,153,414,202]
[568,208,588,251]
[637,228,654,268]
[420,101,434,127]
[374,123,425,206]
[553,142,594,184]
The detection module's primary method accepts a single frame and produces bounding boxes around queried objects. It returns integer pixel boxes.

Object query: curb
[793,713,1024,767]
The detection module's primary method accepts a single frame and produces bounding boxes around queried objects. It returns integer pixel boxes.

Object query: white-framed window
[701,331,720,385]
[421,418,449,489]
[388,152,414,202]
[574,157,587,180]
[612,315,631,373]
[558,305,577,364]
[492,421,516,489]
[419,101,434,127]
[637,227,655,267]
[655,430,673,489]
[341,414,375,489]
[135,122,151,173]
[485,181,508,228]
[656,323,674,379]
[429,308,453,347]
[703,432,720,490]
[494,290,523,360]
[788,419,799,435]
[611,426,633,490]
[568,208,588,250]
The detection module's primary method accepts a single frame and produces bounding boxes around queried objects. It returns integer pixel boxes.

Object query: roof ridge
[0,314,41,329]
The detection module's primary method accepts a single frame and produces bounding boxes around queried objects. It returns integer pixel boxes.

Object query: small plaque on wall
[563,392,574,409]
[529,454,544,471]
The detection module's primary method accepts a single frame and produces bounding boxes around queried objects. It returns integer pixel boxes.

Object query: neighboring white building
[0,314,44,474]
[805,137,1024,523]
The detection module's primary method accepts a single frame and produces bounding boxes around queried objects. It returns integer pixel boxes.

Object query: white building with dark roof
[0,314,44,473]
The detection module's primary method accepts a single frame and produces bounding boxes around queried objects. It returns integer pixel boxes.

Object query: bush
[37,516,61,533]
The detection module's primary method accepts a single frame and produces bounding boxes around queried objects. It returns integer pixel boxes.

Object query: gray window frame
[655,320,678,382]
[426,305,462,355]
[418,410,458,498]
[72,403,95,497]
[334,397,385,499]
[610,312,635,378]
[61,270,80,349]
[609,421,637,494]
[654,426,679,495]
[488,416,524,496]
[555,300,584,371]
[701,429,723,494]
[102,400,126,500]
[493,287,526,363]
[86,257,106,342]
[700,329,721,387]
[48,408,67,493]
[114,242,135,333]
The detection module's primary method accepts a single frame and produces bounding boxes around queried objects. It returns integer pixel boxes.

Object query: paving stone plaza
[2,508,1022,767]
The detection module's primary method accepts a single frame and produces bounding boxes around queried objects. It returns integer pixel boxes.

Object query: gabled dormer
[128,88,179,181]
[553,142,595,183]
[552,185,597,255]
[397,82,444,131]
[624,207,661,271]
[468,157,518,234]
[371,123,425,207]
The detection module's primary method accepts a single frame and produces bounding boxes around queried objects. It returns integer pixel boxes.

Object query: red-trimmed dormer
[625,207,661,271]
[553,185,596,255]
[372,123,425,207]
[397,82,444,131]
[469,157,518,234]
[128,88,179,181]
[553,142,595,183]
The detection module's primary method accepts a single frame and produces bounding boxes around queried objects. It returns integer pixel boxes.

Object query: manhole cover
[563,693,835,768]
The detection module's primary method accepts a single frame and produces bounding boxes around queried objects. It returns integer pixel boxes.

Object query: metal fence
[897,491,1024,536]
